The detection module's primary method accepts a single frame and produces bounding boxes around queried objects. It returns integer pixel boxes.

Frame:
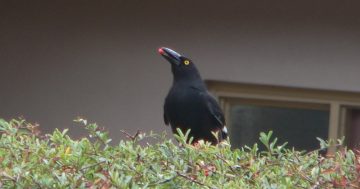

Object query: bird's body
[158,47,228,144]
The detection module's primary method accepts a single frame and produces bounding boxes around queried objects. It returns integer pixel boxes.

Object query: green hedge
[0,118,359,188]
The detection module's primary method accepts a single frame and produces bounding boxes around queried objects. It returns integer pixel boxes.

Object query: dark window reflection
[229,104,329,151]
[346,109,360,150]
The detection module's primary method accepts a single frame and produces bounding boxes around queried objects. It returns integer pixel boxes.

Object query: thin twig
[176,171,206,186]
[79,160,107,172]
[176,171,218,189]
[148,175,177,186]
[31,175,44,189]
[0,172,16,183]
[120,130,140,141]
[215,154,238,175]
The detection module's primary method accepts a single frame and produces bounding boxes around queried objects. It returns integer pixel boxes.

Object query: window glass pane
[229,104,329,151]
[345,108,360,150]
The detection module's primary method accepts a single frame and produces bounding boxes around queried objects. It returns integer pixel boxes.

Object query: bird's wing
[199,90,228,140]
[202,92,225,126]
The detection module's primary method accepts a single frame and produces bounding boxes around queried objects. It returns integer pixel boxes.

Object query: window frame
[206,80,360,153]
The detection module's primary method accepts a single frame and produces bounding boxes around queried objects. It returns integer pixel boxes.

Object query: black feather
[159,47,227,144]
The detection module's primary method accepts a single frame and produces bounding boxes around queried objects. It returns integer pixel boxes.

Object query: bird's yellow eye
[184,60,190,65]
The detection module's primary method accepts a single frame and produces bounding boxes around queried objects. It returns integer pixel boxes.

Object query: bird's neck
[172,76,206,90]
[173,73,201,82]
[171,66,206,89]
[172,66,202,80]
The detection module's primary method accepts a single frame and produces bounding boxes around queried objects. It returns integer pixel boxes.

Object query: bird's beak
[158,47,181,66]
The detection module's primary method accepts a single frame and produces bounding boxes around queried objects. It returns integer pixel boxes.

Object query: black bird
[158,47,228,144]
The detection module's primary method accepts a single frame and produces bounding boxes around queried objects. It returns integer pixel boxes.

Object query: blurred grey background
[1,0,360,141]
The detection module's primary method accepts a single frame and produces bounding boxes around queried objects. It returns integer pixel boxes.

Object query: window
[342,107,360,150]
[206,80,360,153]
[229,99,329,151]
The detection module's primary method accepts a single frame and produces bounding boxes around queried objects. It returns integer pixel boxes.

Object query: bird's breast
[165,87,207,125]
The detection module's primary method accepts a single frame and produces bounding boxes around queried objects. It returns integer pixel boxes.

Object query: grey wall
[1,0,360,140]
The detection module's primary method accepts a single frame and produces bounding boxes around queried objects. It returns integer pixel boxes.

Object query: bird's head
[158,47,201,81]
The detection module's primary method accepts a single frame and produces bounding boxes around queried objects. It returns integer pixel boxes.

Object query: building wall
[1,0,360,140]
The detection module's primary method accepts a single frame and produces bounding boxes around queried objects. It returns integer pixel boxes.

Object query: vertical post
[328,102,340,154]
[338,106,347,139]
